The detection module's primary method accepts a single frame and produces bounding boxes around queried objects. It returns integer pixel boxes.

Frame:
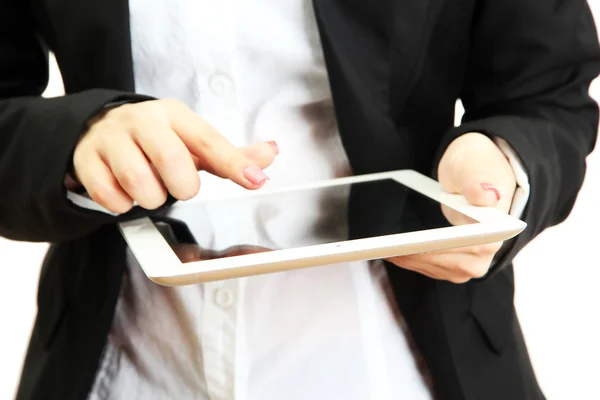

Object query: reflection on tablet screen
[153,179,477,263]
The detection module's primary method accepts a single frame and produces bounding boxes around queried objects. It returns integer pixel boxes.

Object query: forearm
[433,0,600,273]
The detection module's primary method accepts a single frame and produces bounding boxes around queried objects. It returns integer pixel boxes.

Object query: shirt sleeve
[493,137,530,218]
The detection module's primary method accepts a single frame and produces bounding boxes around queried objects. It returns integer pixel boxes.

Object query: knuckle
[86,184,109,205]
[224,155,240,172]
[213,153,241,177]
[160,97,184,110]
[72,147,88,172]
[102,107,139,131]
[88,184,131,213]
[111,103,138,121]
[153,147,186,170]
[197,131,217,151]
[119,167,150,191]
[161,97,180,105]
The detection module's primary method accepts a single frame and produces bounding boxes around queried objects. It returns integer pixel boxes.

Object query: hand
[172,244,272,262]
[69,99,279,213]
[388,132,517,283]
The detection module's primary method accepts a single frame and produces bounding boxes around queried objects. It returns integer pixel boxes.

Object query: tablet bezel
[118,170,527,286]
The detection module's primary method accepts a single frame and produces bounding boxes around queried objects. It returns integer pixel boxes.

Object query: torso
[88,1,432,399]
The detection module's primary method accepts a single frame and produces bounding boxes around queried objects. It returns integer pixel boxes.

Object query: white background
[1,5,599,399]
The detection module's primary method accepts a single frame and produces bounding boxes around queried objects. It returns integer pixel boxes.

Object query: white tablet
[118,170,526,286]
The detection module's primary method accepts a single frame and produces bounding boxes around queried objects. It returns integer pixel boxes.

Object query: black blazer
[1,0,599,399]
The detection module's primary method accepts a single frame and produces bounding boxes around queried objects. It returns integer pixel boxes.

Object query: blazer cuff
[493,137,530,219]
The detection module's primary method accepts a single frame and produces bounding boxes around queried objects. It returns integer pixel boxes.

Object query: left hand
[173,244,272,262]
[387,132,517,283]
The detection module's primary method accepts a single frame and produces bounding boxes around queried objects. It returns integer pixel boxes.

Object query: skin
[70,99,516,284]
[387,132,517,283]
[172,244,272,263]
[71,98,278,213]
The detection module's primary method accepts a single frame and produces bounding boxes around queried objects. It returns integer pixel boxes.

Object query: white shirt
[84,1,529,399]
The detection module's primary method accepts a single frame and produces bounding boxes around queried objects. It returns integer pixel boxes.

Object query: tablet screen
[153,179,477,263]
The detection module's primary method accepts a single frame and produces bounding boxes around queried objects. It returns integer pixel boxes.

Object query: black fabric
[1,0,598,399]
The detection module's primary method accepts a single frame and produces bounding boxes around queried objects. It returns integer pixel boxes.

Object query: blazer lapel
[313,3,469,399]
[312,0,431,175]
[312,0,407,174]
[312,0,432,118]
[35,0,136,93]
[388,0,434,113]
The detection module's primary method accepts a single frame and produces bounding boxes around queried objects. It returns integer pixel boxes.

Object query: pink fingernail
[267,140,279,155]
[243,166,269,186]
[481,182,501,201]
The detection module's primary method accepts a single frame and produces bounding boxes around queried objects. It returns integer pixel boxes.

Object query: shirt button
[209,73,234,95]
[214,288,235,308]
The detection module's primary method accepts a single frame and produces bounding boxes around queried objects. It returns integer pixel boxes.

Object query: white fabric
[83,1,531,400]
[88,1,432,400]
[494,137,530,218]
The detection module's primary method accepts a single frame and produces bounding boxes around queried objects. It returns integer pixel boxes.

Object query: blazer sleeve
[433,0,600,275]
[0,2,150,242]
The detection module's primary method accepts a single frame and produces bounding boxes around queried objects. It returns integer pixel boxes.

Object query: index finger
[172,244,219,262]
[164,99,270,189]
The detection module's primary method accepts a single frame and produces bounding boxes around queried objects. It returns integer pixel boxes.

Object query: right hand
[70,99,278,213]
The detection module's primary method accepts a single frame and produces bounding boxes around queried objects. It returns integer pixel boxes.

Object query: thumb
[438,132,515,211]
[458,176,502,207]
[447,157,510,208]
[439,155,503,207]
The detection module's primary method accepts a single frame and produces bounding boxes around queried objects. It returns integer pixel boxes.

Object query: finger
[387,253,455,273]
[450,153,503,207]
[241,141,279,169]
[76,153,134,214]
[164,99,272,189]
[387,256,452,281]
[133,120,200,201]
[439,133,515,211]
[220,245,272,257]
[391,250,493,280]
[389,256,474,284]
[193,141,278,172]
[460,180,502,208]
[429,242,503,256]
[172,244,205,262]
[101,137,167,210]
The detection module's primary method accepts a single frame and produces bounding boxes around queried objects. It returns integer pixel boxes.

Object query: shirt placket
[192,0,241,138]
[201,278,240,400]
[195,2,244,400]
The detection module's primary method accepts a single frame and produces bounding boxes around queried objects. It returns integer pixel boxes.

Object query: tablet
[118,170,526,286]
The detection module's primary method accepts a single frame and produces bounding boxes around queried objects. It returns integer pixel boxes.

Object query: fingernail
[481,182,501,201]
[267,140,279,155]
[243,165,269,186]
